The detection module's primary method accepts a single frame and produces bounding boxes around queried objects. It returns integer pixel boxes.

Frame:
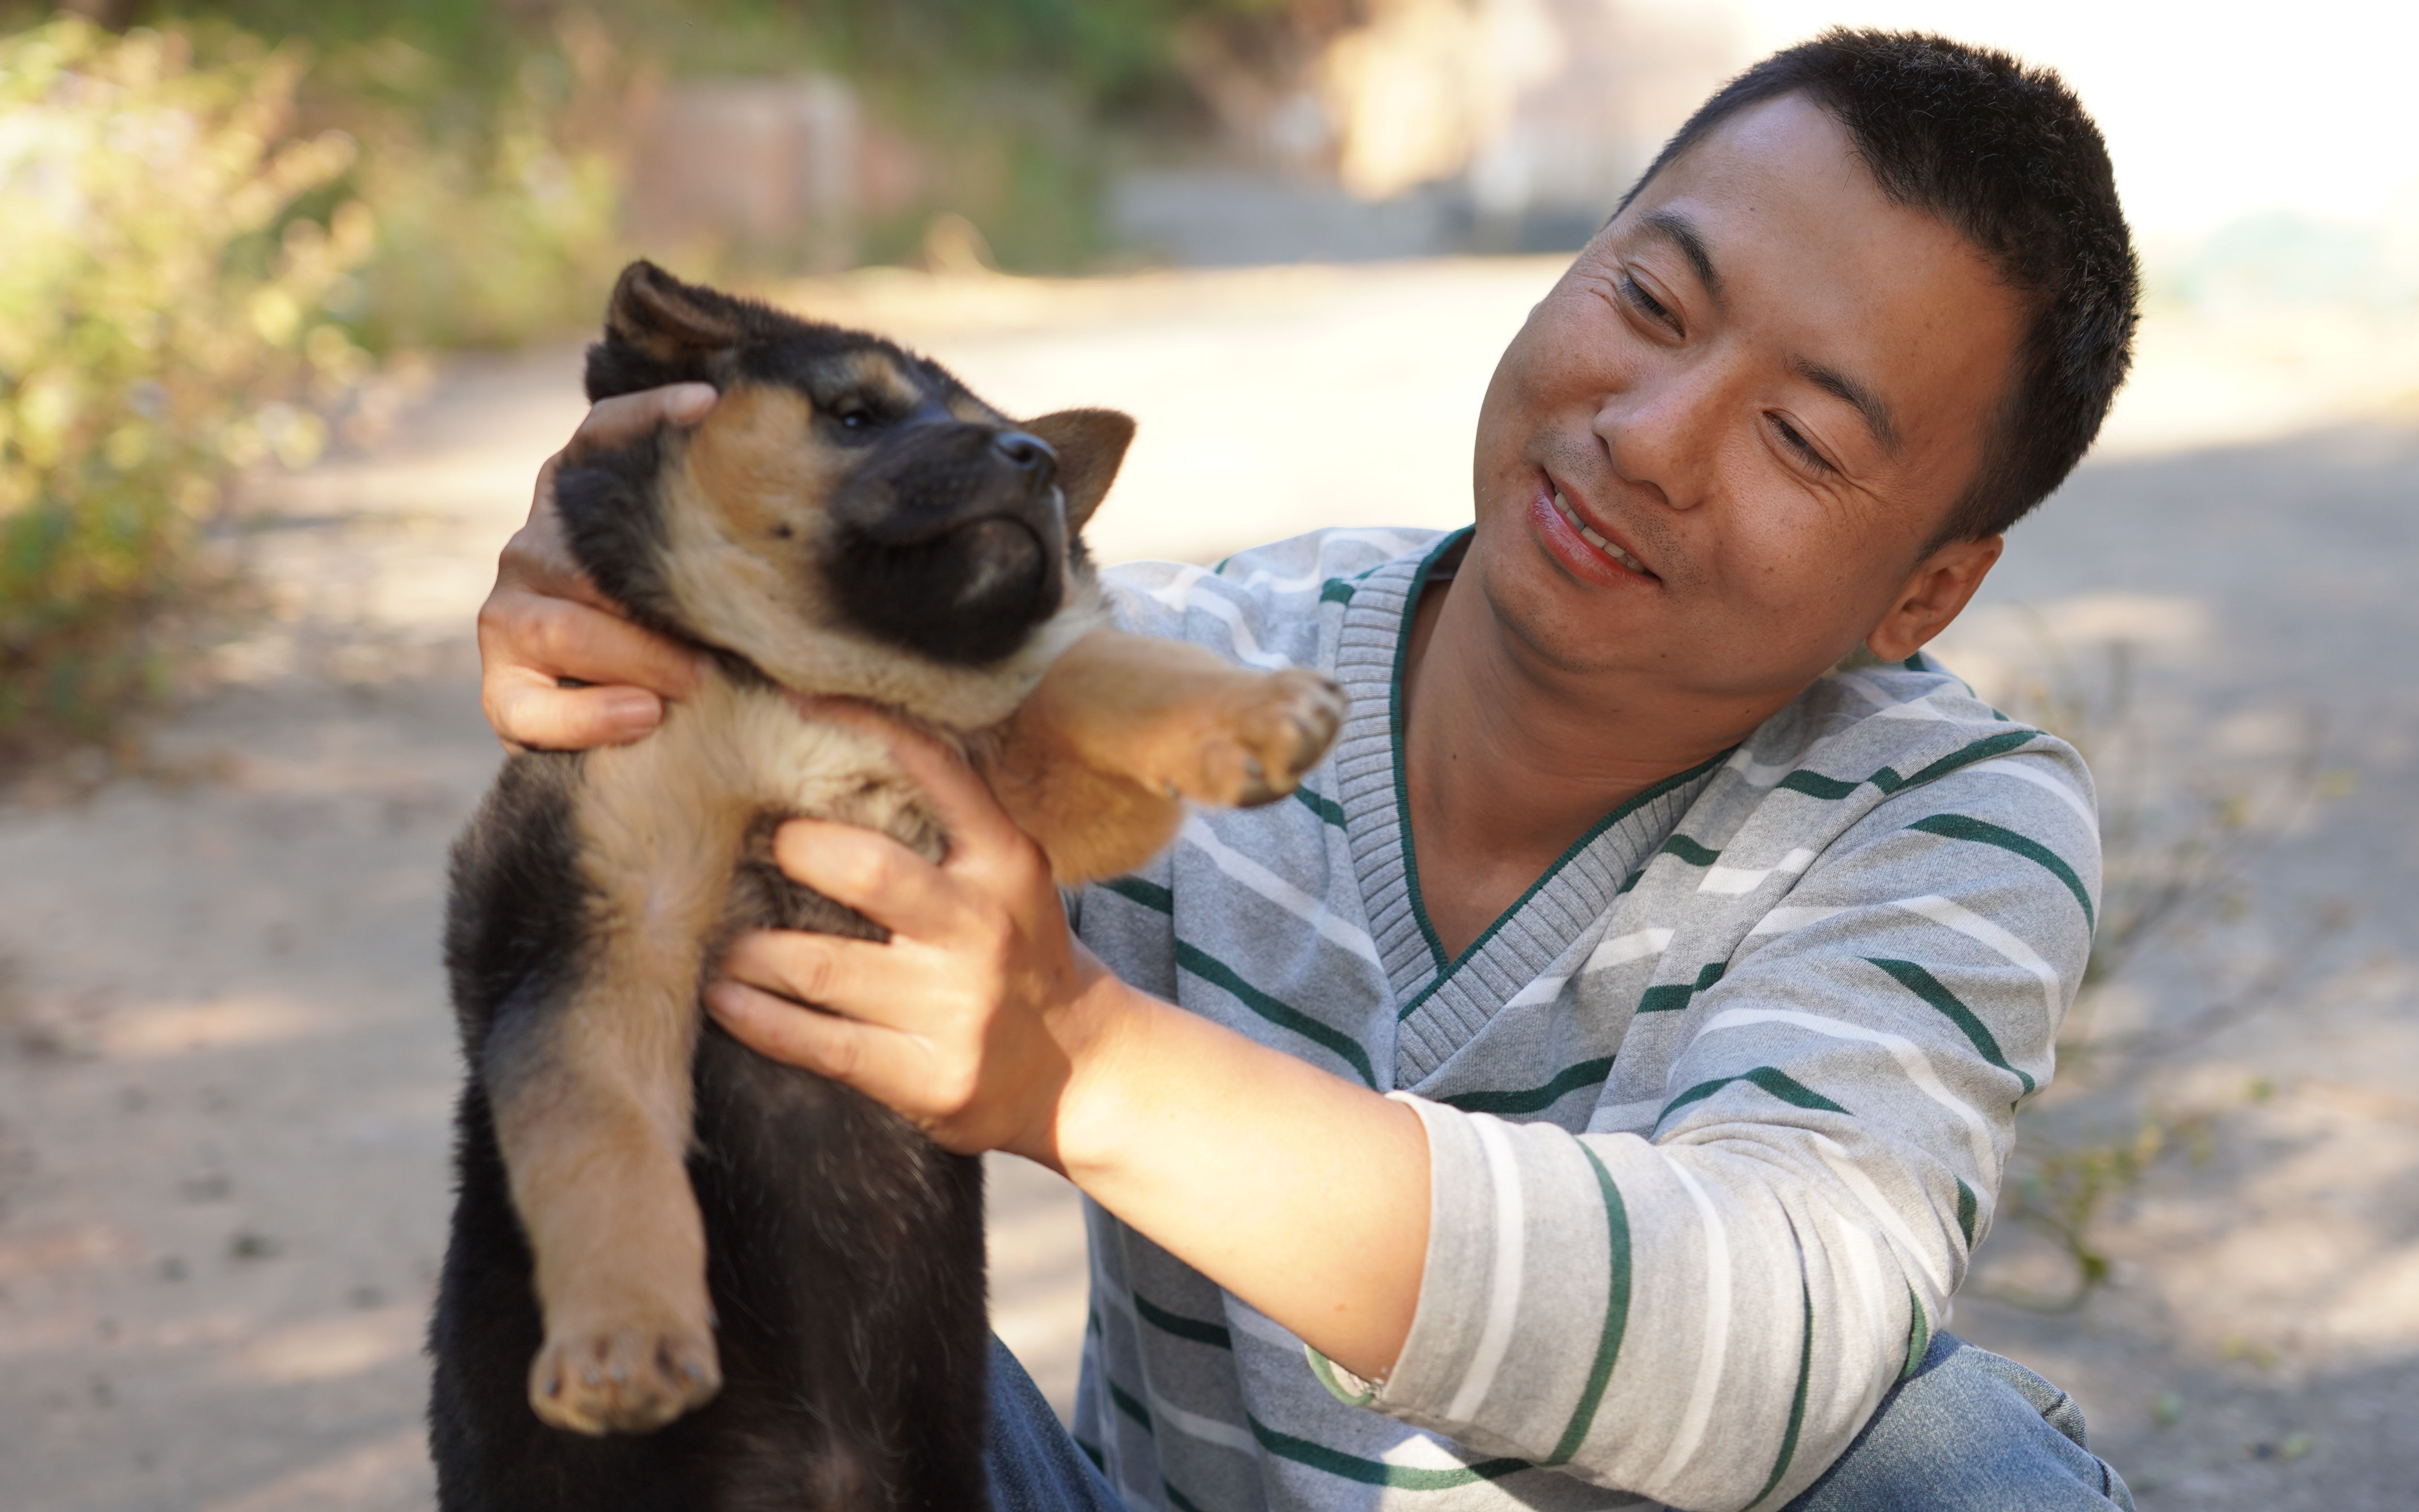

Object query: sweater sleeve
[1339,749,2099,1511]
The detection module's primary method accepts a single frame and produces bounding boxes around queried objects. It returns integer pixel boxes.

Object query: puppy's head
[559,260,1134,724]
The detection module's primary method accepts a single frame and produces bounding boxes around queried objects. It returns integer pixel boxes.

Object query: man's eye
[1620,274,1675,326]
[1770,416,1834,475]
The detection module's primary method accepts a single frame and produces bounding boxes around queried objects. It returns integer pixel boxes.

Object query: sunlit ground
[3,259,2416,1510]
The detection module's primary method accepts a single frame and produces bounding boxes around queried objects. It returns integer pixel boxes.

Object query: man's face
[1469,93,2024,703]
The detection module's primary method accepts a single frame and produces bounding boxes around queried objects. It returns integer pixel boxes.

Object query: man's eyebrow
[1637,209,1722,302]
[1788,354,1901,455]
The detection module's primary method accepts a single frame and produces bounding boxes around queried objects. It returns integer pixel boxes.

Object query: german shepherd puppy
[429,262,1345,1511]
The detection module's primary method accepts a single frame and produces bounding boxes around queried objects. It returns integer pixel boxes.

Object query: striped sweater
[1063,527,2098,1512]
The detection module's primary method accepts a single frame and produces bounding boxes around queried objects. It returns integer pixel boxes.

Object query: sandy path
[2,260,2415,1510]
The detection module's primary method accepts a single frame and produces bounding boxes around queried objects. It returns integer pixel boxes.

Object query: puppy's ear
[1024,409,1135,534]
[587,261,745,400]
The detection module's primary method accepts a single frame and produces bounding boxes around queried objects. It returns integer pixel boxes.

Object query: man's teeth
[1553,490,1648,574]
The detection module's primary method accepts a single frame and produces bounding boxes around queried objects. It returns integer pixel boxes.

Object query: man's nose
[1592,360,1732,511]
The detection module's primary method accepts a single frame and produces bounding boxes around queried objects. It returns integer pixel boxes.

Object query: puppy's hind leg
[488,722,748,1435]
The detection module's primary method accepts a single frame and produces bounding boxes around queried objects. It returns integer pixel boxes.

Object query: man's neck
[1399,546,1796,959]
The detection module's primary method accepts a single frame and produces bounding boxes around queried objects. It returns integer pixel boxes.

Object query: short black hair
[1616,29,2139,545]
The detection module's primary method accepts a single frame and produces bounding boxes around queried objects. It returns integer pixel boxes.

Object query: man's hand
[703,701,1123,1165]
[478,384,719,751]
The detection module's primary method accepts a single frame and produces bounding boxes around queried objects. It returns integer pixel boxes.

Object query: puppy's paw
[1182,669,1347,808]
[528,1312,721,1435]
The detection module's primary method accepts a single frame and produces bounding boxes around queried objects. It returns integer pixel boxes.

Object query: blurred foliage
[0,17,373,759]
[0,0,1314,765]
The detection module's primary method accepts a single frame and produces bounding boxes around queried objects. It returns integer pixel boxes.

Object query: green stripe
[1108,1377,1154,1434]
[1636,961,1726,1014]
[1246,1414,1534,1490]
[1908,814,2095,929]
[1132,1289,1233,1349]
[1548,1145,1633,1464]
[1893,728,2044,789]
[1101,875,1174,915]
[1780,730,2045,803]
[1902,1289,1931,1381]
[1391,532,1472,974]
[1777,769,1862,800]
[1319,577,1357,606]
[1954,1178,1979,1248]
[1746,1277,1816,1509]
[1903,653,1927,671]
[1440,1056,1614,1115]
[1662,1066,1849,1123]
[1865,957,2036,1095]
[1175,939,1379,1088]
[1164,1479,1210,1512]
[1616,867,1646,895]
[1660,833,1722,866]
[1075,1434,1106,1471]
[1292,786,1349,830]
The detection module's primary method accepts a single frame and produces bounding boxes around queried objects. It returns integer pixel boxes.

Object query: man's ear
[1866,533,2003,662]
[1023,408,1136,533]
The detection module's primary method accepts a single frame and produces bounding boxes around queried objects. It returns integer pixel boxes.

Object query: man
[477,30,2137,1512]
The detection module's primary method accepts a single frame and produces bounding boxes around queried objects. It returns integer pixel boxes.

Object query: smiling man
[478,29,2138,1512]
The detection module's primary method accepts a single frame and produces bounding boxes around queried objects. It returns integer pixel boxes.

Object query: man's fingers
[769,819,965,944]
[485,675,666,751]
[486,593,706,701]
[705,980,928,1107]
[797,698,1035,865]
[565,383,718,464]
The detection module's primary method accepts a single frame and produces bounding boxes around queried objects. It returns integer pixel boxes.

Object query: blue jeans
[983,1331,2134,1512]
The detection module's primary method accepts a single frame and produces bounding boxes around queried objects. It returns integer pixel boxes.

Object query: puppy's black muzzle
[831,423,1071,667]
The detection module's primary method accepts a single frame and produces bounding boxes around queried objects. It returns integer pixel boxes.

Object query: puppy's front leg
[488,734,747,1435]
[981,628,1346,881]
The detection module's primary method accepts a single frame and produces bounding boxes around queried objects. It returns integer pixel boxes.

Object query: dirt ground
[2,259,2415,1510]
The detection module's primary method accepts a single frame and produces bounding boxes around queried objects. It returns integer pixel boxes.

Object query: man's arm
[1333,746,2097,1511]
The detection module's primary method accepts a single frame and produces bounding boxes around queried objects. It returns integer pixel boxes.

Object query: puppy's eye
[834,405,869,430]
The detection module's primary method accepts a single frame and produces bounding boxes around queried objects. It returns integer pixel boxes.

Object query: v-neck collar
[1326,530,1725,1083]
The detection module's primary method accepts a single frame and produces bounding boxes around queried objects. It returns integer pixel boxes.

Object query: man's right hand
[478,384,719,751]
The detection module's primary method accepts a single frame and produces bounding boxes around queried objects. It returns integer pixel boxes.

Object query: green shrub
[0,16,372,759]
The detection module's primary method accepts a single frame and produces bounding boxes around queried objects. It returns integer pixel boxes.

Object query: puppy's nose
[992,430,1055,474]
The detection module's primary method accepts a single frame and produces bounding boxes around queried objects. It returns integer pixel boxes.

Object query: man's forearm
[1044,975,1431,1380]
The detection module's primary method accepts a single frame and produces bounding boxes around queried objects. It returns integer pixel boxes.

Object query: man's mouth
[1549,488,1652,577]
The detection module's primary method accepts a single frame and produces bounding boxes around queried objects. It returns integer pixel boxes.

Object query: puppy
[427,261,1345,1512]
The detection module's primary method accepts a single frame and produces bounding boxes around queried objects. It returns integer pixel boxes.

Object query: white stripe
[1697,1006,1997,1182]
[1181,816,1382,968]
[1747,904,1846,938]
[1145,567,1294,670]
[1836,672,1955,722]
[1586,927,1674,972]
[1804,1132,1956,1298]
[1090,1279,1259,1453]
[1147,1389,1258,1452]
[1227,529,1422,595]
[1444,1116,1529,1422]
[1972,755,2098,829]
[1725,747,1800,787]
[1699,846,1817,895]
[1822,1208,1891,1433]
[1648,1160,1732,1486]
[1503,972,1568,1009]
[1379,1432,1493,1471]
[1888,894,2062,1029]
